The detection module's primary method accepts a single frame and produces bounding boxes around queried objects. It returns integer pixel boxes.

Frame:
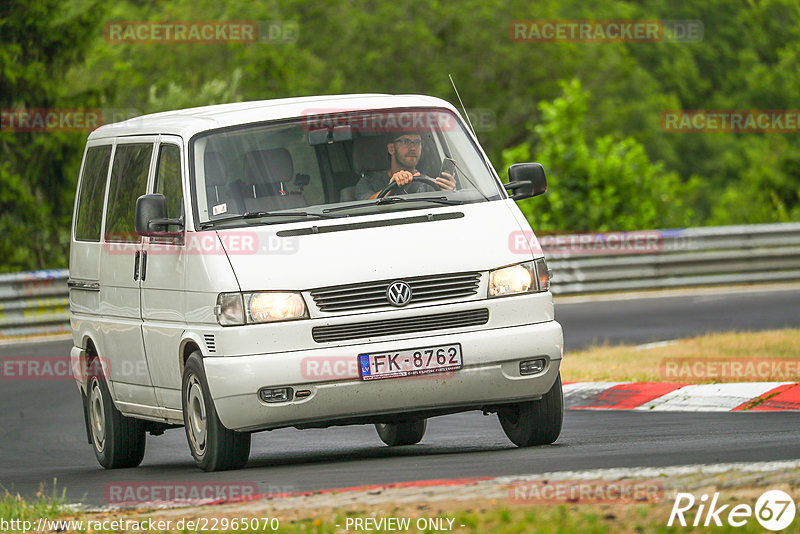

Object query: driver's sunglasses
[393,138,422,148]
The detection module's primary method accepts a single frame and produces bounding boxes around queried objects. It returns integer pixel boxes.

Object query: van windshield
[191,107,503,227]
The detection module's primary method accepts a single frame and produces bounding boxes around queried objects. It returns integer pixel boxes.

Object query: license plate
[359,343,462,381]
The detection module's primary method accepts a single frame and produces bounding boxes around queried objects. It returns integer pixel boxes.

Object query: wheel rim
[89,378,106,453]
[186,375,207,456]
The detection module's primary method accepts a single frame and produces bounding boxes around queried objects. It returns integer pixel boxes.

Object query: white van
[68,94,564,472]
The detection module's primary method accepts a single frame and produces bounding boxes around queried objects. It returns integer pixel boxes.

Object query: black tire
[182,351,251,471]
[498,373,563,447]
[87,357,146,469]
[375,419,427,446]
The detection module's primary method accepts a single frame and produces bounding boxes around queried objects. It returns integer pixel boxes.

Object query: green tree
[3,0,800,271]
[709,134,800,225]
[0,0,106,271]
[505,79,701,232]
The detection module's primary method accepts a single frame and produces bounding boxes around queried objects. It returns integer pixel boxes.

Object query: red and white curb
[564,382,800,411]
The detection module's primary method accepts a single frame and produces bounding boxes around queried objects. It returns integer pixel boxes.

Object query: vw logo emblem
[386,281,413,307]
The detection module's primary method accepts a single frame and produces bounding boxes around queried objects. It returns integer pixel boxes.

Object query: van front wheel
[375,419,427,446]
[87,358,146,469]
[498,373,563,447]
[182,352,251,471]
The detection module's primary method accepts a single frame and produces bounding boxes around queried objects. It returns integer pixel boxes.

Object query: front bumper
[204,319,563,432]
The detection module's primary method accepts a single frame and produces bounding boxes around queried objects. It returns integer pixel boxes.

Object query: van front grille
[311,308,489,343]
[310,271,481,312]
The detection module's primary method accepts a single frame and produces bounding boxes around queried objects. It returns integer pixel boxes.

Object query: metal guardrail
[0,223,798,337]
[546,223,800,294]
[0,269,70,338]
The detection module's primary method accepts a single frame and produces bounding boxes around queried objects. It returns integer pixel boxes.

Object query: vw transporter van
[68,94,564,471]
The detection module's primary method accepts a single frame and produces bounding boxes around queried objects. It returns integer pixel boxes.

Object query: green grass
[561,328,800,383]
[0,483,67,521]
[266,506,784,533]
[0,493,793,533]
[274,508,611,534]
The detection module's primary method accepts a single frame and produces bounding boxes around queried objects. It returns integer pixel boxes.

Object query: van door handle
[134,250,141,280]
[140,250,148,281]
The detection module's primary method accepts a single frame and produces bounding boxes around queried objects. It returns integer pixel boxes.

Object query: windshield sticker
[212,203,228,216]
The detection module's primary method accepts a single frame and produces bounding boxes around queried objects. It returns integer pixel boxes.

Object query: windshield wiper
[324,196,463,213]
[376,196,463,206]
[200,210,346,229]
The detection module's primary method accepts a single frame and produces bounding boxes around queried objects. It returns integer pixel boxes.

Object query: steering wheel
[376,176,442,199]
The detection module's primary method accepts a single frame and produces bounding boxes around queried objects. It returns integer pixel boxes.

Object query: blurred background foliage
[1,0,799,270]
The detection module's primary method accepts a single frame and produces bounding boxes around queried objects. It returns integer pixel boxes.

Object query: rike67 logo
[669,490,796,531]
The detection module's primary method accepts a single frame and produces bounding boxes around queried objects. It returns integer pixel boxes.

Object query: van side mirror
[135,194,184,236]
[505,163,547,200]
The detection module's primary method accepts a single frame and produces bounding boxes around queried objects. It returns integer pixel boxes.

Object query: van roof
[88,93,459,140]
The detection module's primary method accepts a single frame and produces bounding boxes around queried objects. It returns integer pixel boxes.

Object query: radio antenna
[449,74,477,137]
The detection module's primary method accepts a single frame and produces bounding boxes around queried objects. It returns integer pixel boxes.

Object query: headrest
[204,152,228,187]
[243,148,294,185]
[352,136,390,173]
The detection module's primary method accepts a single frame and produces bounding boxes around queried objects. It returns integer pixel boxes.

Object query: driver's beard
[394,152,418,172]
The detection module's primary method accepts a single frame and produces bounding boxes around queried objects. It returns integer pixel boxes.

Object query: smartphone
[440,157,456,177]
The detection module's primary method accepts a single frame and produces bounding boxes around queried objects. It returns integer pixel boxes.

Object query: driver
[354,133,456,200]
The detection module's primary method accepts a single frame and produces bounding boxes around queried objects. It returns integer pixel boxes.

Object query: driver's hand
[435,172,456,191]
[390,170,419,187]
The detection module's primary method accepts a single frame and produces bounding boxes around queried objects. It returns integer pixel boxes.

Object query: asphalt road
[557,285,800,351]
[1,287,799,506]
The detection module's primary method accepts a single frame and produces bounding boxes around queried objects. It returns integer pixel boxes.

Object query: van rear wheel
[375,419,427,446]
[87,357,146,469]
[498,373,563,447]
[182,351,251,471]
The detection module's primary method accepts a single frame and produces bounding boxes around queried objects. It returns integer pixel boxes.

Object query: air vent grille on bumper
[312,308,489,343]
[204,334,216,353]
[310,271,481,312]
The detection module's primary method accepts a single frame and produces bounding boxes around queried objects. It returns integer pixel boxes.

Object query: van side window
[154,144,183,219]
[75,145,112,242]
[105,143,153,242]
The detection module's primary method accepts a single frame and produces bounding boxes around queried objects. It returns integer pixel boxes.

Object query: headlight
[216,291,308,326]
[247,292,307,322]
[488,259,551,297]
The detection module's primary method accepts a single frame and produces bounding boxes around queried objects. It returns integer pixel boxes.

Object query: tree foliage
[506,80,701,232]
[0,0,106,271]
[1,0,799,270]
